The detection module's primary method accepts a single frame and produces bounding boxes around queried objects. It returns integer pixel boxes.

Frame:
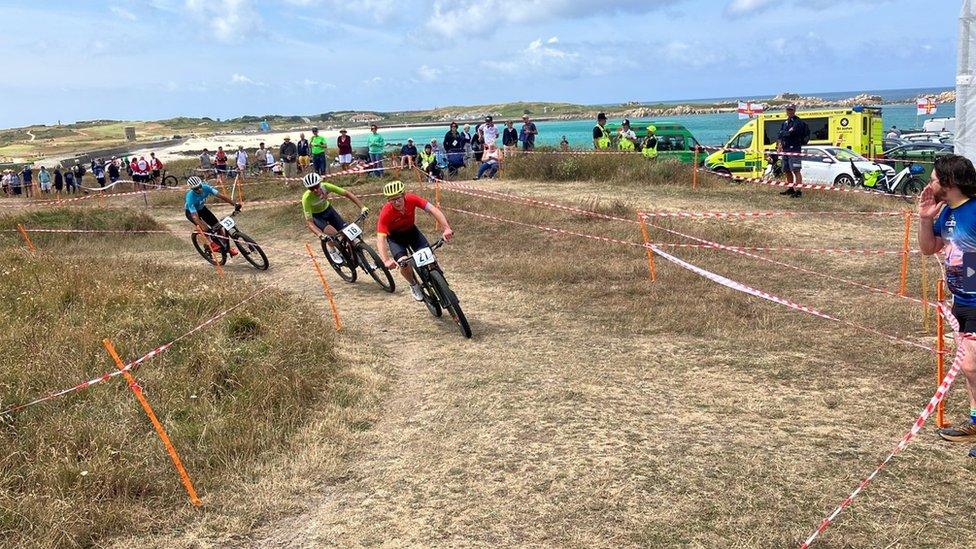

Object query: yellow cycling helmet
[646,125,657,133]
[383,180,405,198]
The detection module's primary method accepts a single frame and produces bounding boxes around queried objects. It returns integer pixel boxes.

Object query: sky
[0,0,960,128]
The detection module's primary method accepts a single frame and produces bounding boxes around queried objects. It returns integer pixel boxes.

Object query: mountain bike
[397,238,471,339]
[321,211,396,292]
[191,209,269,270]
[848,160,926,203]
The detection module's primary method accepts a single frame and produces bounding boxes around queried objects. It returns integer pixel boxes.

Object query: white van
[923,117,956,133]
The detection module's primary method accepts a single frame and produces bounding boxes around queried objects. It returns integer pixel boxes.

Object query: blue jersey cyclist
[918,155,976,457]
[184,176,241,254]
[301,173,368,265]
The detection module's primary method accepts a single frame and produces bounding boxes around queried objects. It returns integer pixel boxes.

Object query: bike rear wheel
[429,270,471,338]
[322,238,357,282]
[162,175,178,188]
[356,242,395,292]
[234,231,269,270]
[191,232,227,266]
[899,176,925,202]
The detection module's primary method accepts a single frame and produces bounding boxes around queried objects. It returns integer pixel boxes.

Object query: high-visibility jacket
[419,150,436,170]
[618,134,636,152]
[641,136,658,159]
[595,124,611,149]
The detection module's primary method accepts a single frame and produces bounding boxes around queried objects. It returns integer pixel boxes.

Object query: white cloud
[725,0,774,14]
[362,76,383,86]
[725,0,890,16]
[546,36,559,44]
[415,65,442,82]
[185,0,262,43]
[482,37,634,79]
[230,73,266,86]
[283,0,398,22]
[425,0,684,39]
[109,6,138,21]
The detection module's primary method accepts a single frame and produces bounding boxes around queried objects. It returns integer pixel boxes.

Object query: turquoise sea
[350,90,954,149]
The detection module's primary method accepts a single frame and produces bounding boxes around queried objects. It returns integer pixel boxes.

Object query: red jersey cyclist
[376,180,453,301]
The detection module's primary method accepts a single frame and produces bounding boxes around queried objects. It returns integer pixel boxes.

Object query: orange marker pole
[102,339,202,507]
[637,213,657,282]
[692,146,700,190]
[196,226,224,278]
[898,210,911,296]
[304,243,342,331]
[921,253,930,333]
[434,178,442,231]
[936,280,948,429]
[16,224,36,252]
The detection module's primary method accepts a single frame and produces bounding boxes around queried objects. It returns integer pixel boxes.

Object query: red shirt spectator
[337,134,353,156]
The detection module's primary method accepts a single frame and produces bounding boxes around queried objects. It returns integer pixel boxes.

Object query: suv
[879,142,952,180]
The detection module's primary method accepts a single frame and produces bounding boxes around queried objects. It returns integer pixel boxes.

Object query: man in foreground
[918,155,976,457]
[376,180,453,302]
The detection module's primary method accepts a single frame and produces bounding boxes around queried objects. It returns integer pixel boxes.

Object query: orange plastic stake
[102,339,202,507]
[936,280,948,429]
[898,210,911,296]
[637,213,657,282]
[921,253,930,333]
[692,146,700,190]
[16,224,36,252]
[434,178,442,231]
[304,243,342,331]
[196,226,224,278]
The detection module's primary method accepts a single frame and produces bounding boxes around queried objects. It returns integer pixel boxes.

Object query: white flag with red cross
[916,98,938,116]
[737,101,764,119]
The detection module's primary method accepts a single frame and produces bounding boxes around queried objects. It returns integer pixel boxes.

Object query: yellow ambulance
[703,107,885,178]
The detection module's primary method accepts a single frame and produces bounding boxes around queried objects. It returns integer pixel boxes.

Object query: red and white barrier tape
[704,168,909,199]
[639,209,908,219]
[445,206,935,353]
[643,216,931,308]
[1,228,172,234]
[0,284,275,416]
[799,305,966,548]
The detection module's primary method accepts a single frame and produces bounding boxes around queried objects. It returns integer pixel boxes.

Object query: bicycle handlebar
[396,238,446,267]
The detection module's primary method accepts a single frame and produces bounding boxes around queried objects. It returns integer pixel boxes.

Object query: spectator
[136,156,151,187]
[255,142,268,170]
[1,170,9,196]
[641,126,659,159]
[9,169,21,196]
[337,128,353,170]
[462,124,473,163]
[296,132,311,173]
[199,148,212,173]
[74,163,86,189]
[21,165,33,198]
[310,128,328,175]
[214,146,228,186]
[560,135,570,151]
[918,155,976,458]
[400,138,418,168]
[418,143,442,180]
[470,126,484,163]
[235,145,248,183]
[502,121,518,151]
[444,122,465,177]
[476,143,502,180]
[617,119,637,151]
[777,104,808,198]
[366,124,385,177]
[108,158,120,183]
[93,159,106,188]
[480,116,499,147]
[37,166,51,194]
[280,136,298,178]
[149,153,163,185]
[64,167,76,193]
[886,125,901,139]
[431,139,448,171]
[265,147,275,169]
[520,114,538,151]
[593,112,610,149]
[53,166,64,194]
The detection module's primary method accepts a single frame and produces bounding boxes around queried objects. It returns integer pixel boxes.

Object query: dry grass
[2,160,972,548]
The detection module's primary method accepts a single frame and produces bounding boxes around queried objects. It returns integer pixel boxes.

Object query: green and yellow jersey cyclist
[184,175,241,255]
[375,180,453,302]
[301,173,369,265]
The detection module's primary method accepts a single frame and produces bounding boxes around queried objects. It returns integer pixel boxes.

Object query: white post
[957,0,976,161]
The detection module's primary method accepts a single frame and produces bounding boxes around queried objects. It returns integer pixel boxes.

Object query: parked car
[902,132,951,144]
[883,137,907,152]
[879,142,953,180]
[796,146,895,187]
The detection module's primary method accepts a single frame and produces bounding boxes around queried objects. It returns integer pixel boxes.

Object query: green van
[604,121,703,164]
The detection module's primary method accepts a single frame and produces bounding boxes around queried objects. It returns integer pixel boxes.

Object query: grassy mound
[502,150,691,185]
[0,207,164,232]
[0,249,347,547]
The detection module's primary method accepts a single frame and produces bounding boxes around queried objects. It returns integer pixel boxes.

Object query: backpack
[800,120,811,146]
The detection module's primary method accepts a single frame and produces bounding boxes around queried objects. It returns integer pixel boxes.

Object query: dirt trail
[141,210,725,548]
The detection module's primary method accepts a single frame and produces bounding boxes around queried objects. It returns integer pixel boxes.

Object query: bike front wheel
[191,232,227,266]
[322,238,357,282]
[162,174,178,188]
[356,242,395,292]
[234,231,269,270]
[429,270,471,338]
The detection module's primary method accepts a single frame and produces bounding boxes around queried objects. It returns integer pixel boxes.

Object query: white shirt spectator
[236,150,248,167]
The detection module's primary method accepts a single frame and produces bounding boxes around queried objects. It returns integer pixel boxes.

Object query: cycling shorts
[953,303,976,333]
[311,206,347,233]
[386,226,430,260]
[185,206,218,228]
[214,165,227,174]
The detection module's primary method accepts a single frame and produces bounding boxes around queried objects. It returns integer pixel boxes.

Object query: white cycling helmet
[302,173,321,189]
[186,176,204,189]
